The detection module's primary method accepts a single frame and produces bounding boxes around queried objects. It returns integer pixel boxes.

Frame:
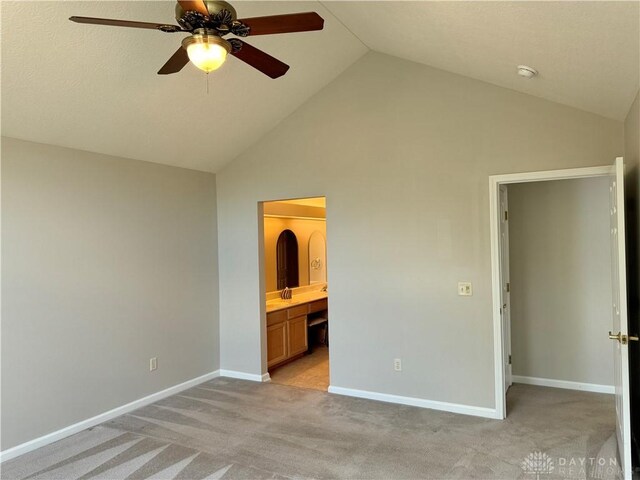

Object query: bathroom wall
[508,177,613,387]
[1,138,219,450]
[263,216,327,292]
[216,52,624,409]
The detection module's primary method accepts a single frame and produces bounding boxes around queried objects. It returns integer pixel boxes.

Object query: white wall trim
[489,174,506,420]
[0,370,221,463]
[328,385,499,419]
[512,375,614,394]
[489,163,614,420]
[489,165,613,186]
[218,369,271,382]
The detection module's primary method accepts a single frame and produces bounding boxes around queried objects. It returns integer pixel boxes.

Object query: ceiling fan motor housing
[175,1,249,36]
[182,29,232,53]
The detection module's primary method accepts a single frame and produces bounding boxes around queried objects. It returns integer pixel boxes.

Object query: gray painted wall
[1,138,219,449]
[508,178,613,386]
[216,52,624,410]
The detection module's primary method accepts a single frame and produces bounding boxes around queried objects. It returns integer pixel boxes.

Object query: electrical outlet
[149,357,157,371]
[458,282,473,296]
[394,358,402,372]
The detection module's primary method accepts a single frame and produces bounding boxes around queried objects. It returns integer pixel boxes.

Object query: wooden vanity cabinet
[267,322,287,368]
[266,306,311,369]
[287,315,308,358]
[308,298,328,314]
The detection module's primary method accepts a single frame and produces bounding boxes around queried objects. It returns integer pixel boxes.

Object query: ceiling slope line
[317,0,369,51]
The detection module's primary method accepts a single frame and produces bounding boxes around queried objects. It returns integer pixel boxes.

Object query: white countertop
[265,291,328,313]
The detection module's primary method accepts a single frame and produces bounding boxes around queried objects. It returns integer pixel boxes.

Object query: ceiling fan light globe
[182,33,231,73]
[187,42,227,72]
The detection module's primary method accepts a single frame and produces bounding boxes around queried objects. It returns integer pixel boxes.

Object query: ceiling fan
[70,0,324,78]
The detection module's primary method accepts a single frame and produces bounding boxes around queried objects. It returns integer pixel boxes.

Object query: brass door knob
[609,331,639,344]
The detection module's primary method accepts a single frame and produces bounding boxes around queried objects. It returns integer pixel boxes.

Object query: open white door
[492,162,625,420]
[499,185,512,390]
[608,157,634,479]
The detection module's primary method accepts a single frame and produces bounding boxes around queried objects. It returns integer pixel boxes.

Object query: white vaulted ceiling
[1,1,367,172]
[322,1,640,122]
[2,1,639,173]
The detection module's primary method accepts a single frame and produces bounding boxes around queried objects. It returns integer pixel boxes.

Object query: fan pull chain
[205,73,209,95]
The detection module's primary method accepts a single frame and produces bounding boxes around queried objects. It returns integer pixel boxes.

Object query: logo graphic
[522,452,554,479]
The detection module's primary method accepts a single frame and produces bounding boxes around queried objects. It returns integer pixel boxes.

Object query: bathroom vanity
[266,292,328,369]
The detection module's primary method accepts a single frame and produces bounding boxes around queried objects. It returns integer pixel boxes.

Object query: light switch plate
[458,282,472,296]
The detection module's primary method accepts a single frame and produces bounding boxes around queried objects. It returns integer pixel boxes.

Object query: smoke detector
[517,65,538,79]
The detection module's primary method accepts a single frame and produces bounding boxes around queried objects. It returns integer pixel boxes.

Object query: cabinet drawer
[267,309,287,327]
[308,298,328,314]
[287,304,309,319]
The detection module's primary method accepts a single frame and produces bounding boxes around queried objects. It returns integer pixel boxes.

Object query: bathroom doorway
[260,196,329,391]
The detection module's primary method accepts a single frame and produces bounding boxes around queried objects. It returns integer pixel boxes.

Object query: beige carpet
[1,380,618,479]
[269,345,329,391]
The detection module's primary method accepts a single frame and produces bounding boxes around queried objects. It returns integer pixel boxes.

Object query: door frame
[489,163,615,419]
[498,185,512,391]
[257,195,329,379]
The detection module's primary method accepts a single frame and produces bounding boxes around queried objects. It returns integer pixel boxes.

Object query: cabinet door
[267,322,288,368]
[287,316,308,358]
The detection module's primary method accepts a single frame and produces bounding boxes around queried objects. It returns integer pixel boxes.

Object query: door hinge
[506,283,510,292]
[504,210,508,221]
[508,355,512,365]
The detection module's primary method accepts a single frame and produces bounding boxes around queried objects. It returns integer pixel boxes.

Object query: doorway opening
[260,196,329,391]
[490,159,635,478]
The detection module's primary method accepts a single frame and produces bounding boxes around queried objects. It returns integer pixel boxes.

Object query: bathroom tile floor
[269,344,329,391]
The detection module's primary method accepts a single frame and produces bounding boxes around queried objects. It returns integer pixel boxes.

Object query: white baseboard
[218,370,271,382]
[512,375,614,394]
[0,370,221,463]
[328,385,499,419]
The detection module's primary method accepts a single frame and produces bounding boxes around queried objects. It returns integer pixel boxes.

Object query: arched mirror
[276,230,299,289]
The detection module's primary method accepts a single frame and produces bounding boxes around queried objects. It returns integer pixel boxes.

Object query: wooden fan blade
[69,16,182,32]
[177,0,209,15]
[158,48,190,75]
[231,40,289,79]
[239,12,324,36]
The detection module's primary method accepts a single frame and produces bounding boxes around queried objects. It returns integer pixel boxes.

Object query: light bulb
[182,33,230,73]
